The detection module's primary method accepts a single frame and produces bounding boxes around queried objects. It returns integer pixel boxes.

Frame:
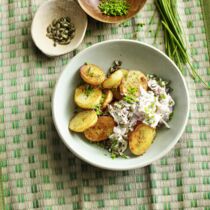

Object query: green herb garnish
[123,87,138,103]
[110,152,128,159]
[155,0,210,89]
[169,112,174,120]
[127,87,138,95]
[160,94,166,100]
[99,138,129,159]
[98,0,129,16]
[93,93,106,115]
[94,104,103,115]
[87,67,94,77]
[101,93,106,102]
[111,153,116,159]
[84,85,93,96]
[123,95,137,103]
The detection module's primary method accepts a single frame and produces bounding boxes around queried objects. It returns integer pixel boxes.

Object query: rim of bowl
[78,0,147,24]
[31,0,87,57]
[52,39,190,170]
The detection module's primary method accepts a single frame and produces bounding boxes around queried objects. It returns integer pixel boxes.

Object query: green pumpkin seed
[52,19,57,26]
[46,16,76,46]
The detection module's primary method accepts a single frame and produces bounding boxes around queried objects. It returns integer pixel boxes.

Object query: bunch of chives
[155,0,210,89]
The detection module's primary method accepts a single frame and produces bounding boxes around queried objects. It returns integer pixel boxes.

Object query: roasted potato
[119,69,129,77]
[102,70,123,89]
[80,64,106,85]
[84,116,115,141]
[129,123,156,156]
[69,110,98,132]
[101,90,113,109]
[120,70,148,96]
[74,85,102,109]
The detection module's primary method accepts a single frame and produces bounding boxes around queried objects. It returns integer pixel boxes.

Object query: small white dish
[52,40,190,170]
[31,0,87,56]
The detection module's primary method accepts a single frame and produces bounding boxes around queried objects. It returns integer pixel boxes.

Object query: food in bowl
[69,61,175,158]
[46,16,76,47]
[98,0,130,16]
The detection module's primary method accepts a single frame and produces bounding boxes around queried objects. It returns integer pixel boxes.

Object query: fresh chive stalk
[155,0,210,89]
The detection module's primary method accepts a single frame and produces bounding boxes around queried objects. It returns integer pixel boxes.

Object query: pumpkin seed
[46,16,76,47]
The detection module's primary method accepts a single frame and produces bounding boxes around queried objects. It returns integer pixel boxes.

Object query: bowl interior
[52,40,189,170]
[78,0,147,23]
[31,0,87,56]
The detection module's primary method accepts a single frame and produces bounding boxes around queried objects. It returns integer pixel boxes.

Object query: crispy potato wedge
[84,116,115,141]
[112,87,123,100]
[129,123,156,156]
[120,70,148,96]
[74,85,102,109]
[102,70,123,89]
[80,64,106,85]
[101,90,113,109]
[69,110,98,132]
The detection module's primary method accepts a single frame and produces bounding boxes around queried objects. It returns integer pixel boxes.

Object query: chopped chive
[98,0,129,16]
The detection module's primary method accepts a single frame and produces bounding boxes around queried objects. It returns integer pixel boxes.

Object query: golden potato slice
[101,90,113,109]
[129,123,156,156]
[119,69,129,77]
[102,70,123,89]
[84,116,115,141]
[74,85,102,109]
[120,70,148,96]
[112,87,123,100]
[80,64,106,85]
[69,110,98,132]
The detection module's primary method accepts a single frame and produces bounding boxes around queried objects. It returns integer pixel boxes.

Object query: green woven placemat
[0,0,210,209]
[0,168,5,210]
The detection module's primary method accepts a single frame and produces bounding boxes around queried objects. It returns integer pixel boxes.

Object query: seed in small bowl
[46,17,76,47]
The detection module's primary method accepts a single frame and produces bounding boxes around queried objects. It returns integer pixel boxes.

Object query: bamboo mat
[0,0,210,209]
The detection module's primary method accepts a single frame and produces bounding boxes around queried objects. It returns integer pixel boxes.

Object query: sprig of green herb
[123,87,138,103]
[110,152,128,159]
[124,95,137,103]
[84,85,93,96]
[127,87,138,95]
[87,67,94,77]
[155,0,210,89]
[98,0,129,16]
[93,93,107,115]
[94,104,103,115]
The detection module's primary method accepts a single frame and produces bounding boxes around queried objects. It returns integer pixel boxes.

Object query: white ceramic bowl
[31,0,87,56]
[52,40,189,170]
